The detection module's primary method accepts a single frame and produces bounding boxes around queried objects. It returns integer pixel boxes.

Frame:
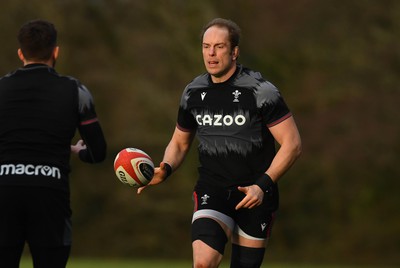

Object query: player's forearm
[162,141,189,172]
[266,139,302,182]
[78,122,107,163]
[162,127,195,172]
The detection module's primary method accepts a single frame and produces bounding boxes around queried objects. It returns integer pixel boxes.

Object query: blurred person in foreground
[139,18,301,268]
[0,19,107,268]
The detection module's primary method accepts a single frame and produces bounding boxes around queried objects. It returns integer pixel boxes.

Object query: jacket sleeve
[75,80,107,163]
[78,121,107,163]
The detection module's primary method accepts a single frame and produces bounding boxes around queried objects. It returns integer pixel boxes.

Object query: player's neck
[23,59,55,68]
[210,64,237,83]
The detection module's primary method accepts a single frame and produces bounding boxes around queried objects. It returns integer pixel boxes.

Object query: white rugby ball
[113,148,154,187]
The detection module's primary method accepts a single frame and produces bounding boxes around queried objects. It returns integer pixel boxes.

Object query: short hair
[201,18,241,50]
[17,19,57,61]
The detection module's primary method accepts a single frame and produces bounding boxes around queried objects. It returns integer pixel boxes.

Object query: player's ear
[17,48,25,62]
[53,46,59,60]
[232,46,239,60]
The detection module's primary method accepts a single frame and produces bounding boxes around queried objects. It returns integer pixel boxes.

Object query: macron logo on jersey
[0,164,61,179]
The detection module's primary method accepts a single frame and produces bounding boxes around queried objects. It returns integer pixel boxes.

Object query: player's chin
[205,66,221,75]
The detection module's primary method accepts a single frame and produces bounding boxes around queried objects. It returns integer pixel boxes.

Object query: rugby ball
[114,148,154,187]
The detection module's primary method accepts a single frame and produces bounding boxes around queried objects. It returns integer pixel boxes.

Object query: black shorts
[0,186,72,247]
[192,181,278,241]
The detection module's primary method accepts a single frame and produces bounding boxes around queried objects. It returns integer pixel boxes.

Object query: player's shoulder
[54,74,94,105]
[235,65,276,90]
[239,65,263,80]
[184,73,210,92]
[0,71,15,82]
[178,73,209,108]
[236,65,283,104]
[62,74,81,86]
[61,75,91,93]
[0,66,32,82]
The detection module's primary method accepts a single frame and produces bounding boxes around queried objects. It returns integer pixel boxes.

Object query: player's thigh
[0,187,27,246]
[0,187,29,267]
[0,244,25,268]
[29,245,70,268]
[192,184,235,255]
[26,188,72,247]
[233,204,277,248]
[192,215,231,268]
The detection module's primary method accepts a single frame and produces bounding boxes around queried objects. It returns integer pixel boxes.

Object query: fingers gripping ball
[114,148,154,187]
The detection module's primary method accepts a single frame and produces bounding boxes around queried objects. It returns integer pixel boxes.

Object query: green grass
[19,258,395,268]
[20,259,195,268]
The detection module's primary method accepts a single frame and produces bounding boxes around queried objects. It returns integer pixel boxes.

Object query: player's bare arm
[266,116,302,182]
[236,116,301,210]
[162,126,195,171]
[137,127,195,194]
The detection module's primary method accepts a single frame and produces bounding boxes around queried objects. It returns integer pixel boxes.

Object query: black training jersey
[177,65,291,188]
[0,64,106,192]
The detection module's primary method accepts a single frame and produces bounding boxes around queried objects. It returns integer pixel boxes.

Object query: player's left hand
[235,185,264,210]
[71,139,86,154]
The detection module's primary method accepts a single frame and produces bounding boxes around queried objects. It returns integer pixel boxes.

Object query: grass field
[19,258,396,268]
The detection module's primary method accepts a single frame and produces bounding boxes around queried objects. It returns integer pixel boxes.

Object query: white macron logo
[201,92,207,101]
[0,164,61,179]
[261,223,267,231]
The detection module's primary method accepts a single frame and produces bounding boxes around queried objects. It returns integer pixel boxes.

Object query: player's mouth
[208,60,219,67]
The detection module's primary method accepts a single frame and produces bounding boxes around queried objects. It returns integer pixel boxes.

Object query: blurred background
[1,0,399,266]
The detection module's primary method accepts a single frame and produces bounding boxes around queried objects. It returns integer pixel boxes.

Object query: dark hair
[201,18,241,50]
[17,19,57,61]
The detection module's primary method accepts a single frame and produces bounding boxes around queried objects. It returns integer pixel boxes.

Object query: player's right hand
[137,162,169,194]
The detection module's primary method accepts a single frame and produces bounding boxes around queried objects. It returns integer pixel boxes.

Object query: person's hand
[235,184,264,210]
[71,140,86,154]
[137,162,170,194]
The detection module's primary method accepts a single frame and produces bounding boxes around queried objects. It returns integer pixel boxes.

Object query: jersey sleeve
[176,85,197,132]
[257,81,291,127]
[77,82,99,125]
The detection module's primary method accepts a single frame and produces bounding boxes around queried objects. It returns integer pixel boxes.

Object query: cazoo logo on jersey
[0,164,61,179]
[195,113,247,126]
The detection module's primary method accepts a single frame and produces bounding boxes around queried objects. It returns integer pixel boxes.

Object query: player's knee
[191,217,228,255]
[230,244,265,268]
[193,258,219,268]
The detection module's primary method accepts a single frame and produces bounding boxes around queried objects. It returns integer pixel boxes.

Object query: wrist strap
[164,163,172,178]
[255,174,274,192]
